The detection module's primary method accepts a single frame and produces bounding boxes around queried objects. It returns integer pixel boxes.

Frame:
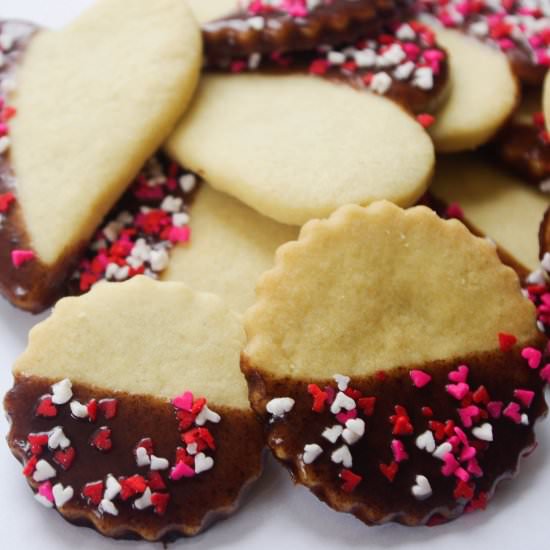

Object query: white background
[1,1,549,548]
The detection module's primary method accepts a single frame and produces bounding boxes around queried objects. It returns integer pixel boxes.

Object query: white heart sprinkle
[194,452,214,474]
[179,173,197,193]
[330,392,356,414]
[48,427,70,450]
[195,405,221,426]
[34,493,54,508]
[100,498,118,516]
[69,400,89,418]
[342,418,365,445]
[433,442,453,460]
[331,445,353,468]
[333,374,350,391]
[521,413,529,426]
[51,379,73,405]
[104,474,121,501]
[322,425,343,443]
[135,447,151,467]
[415,430,436,453]
[134,487,152,510]
[150,455,169,471]
[187,443,198,456]
[33,460,56,482]
[472,423,493,442]
[52,483,74,508]
[303,444,323,465]
[411,475,432,500]
[266,397,295,418]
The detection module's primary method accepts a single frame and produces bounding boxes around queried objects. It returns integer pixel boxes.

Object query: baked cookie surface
[242,201,547,525]
[4,277,263,540]
[0,0,202,312]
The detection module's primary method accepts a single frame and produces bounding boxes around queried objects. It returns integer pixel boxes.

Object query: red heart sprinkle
[429,421,446,441]
[344,387,362,401]
[119,475,147,500]
[392,416,413,436]
[454,480,475,501]
[87,399,98,422]
[35,396,57,418]
[151,492,170,515]
[191,397,206,415]
[465,491,488,513]
[82,481,104,506]
[27,432,49,455]
[175,446,194,467]
[98,398,118,419]
[473,386,490,405]
[90,427,112,452]
[147,471,166,491]
[22,455,38,477]
[379,461,399,482]
[0,192,15,213]
[498,332,517,352]
[339,469,362,493]
[421,407,433,418]
[53,447,76,470]
[357,397,376,417]
[136,437,154,455]
[177,410,196,431]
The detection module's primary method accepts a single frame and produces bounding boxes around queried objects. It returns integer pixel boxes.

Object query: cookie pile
[1,0,549,542]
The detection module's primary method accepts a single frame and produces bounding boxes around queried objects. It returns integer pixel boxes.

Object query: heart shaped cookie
[242,201,547,526]
[161,183,299,312]
[4,276,263,540]
[166,73,435,225]
[0,0,201,312]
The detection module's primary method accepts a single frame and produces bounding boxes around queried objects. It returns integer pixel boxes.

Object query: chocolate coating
[242,344,548,525]
[4,375,264,541]
[540,207,550,259]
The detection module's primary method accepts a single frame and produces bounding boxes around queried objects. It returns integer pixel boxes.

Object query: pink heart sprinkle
[446,382,470,400]
[441,453,459,476]
[513,389,535,409]
[460,445,477,462]
[540,364,550,383]
[172,391,194,412]
[336,408,357,424]
[11,249,36,268]
[503,402,521,424]
[324,386,336,405]
[487,401,503,419]
[38,481,53,502]
[168,226,190,244]
[447,435,460,450]
[410,369,432,388]
[458,405,480,428]
[391,439,409,463]
[454,427,469,445]
[169,461,195,480]
[455,467,470,483]
[467,457,483,477]
[448,365,469,383]
[521,347,542,369]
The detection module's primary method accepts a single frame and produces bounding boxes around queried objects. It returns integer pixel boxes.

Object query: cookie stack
[1,0,549,542]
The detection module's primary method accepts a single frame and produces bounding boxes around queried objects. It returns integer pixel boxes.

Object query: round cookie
[431,154,549,273]
[0,0,202,312]
[166,73,435,226]
[4,276,264,540]
[161,183,299,313]
[427,28,518,152]
[242,201,547,526]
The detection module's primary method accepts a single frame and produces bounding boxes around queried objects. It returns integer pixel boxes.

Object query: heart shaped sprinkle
[458,405,480,428]
[171,391,194,412]
[379,461,399,482]
[336,408,357,424]
[99,499,118,516]
[446,382,470,401]
[513,389,535,408]
[307,384,329,413]
[33,459,56,482]
[48,426,70,450]
[98,398,118,419]
[540,364,550,383]
[52,483,74,508]
[151,492,170,515]
[391,439,409,463]
[119,475,147,500]
[170,461,195,480]
[51,379,73,405]
[194,452,214,474]
[472,385,490,404]
[467,458,483,477]
[86,399,98,422]
[194,405,221,426]
[134,487,153,510]
[454,480,474,501]
[459,445,477,462]
[322,424,343,444]
[23,455,38,477]
[266,397,295,418]
[503,402,522,424]
[90,427,112,452]
[357,396,376,416]
[303,443,323,465]
[392,415,413,436]
[411,475,432,500]
[82,481,104,506]
[339,468,362,493]
[342,418,365,446]
[415,430,436,453]
[147,471,166,491]
[331,445,353,468]
[53,447,76,470]
[441,453,459,477]
[35,396,57,418]
[104,474,121,501]
[150,455,169,471]
[433,442,453,460]
[69,400,89,419]
[27,432,49,455]
[135,446,151,467]
[333,374,350,391]
[487,401,503,419]
[409,369,432,388]
[521,347,542,369]
[498,332,517,352]
[448,365,469,383]
[330,392,356,414]
[11,249,36,268]
[35,481,54,508]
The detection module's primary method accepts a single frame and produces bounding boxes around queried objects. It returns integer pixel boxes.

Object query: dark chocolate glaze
[242,343,548,526]
[4,375,264,541]
[492,123,550,185]
[204,0,415,60]
[540,207,550,259]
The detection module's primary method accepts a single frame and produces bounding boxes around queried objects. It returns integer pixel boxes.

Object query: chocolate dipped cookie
[4,277,264,540]
[242,201,548,525]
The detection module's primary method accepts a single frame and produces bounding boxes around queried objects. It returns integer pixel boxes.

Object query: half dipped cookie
[242,201,548,526]
[4,277,263,540]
